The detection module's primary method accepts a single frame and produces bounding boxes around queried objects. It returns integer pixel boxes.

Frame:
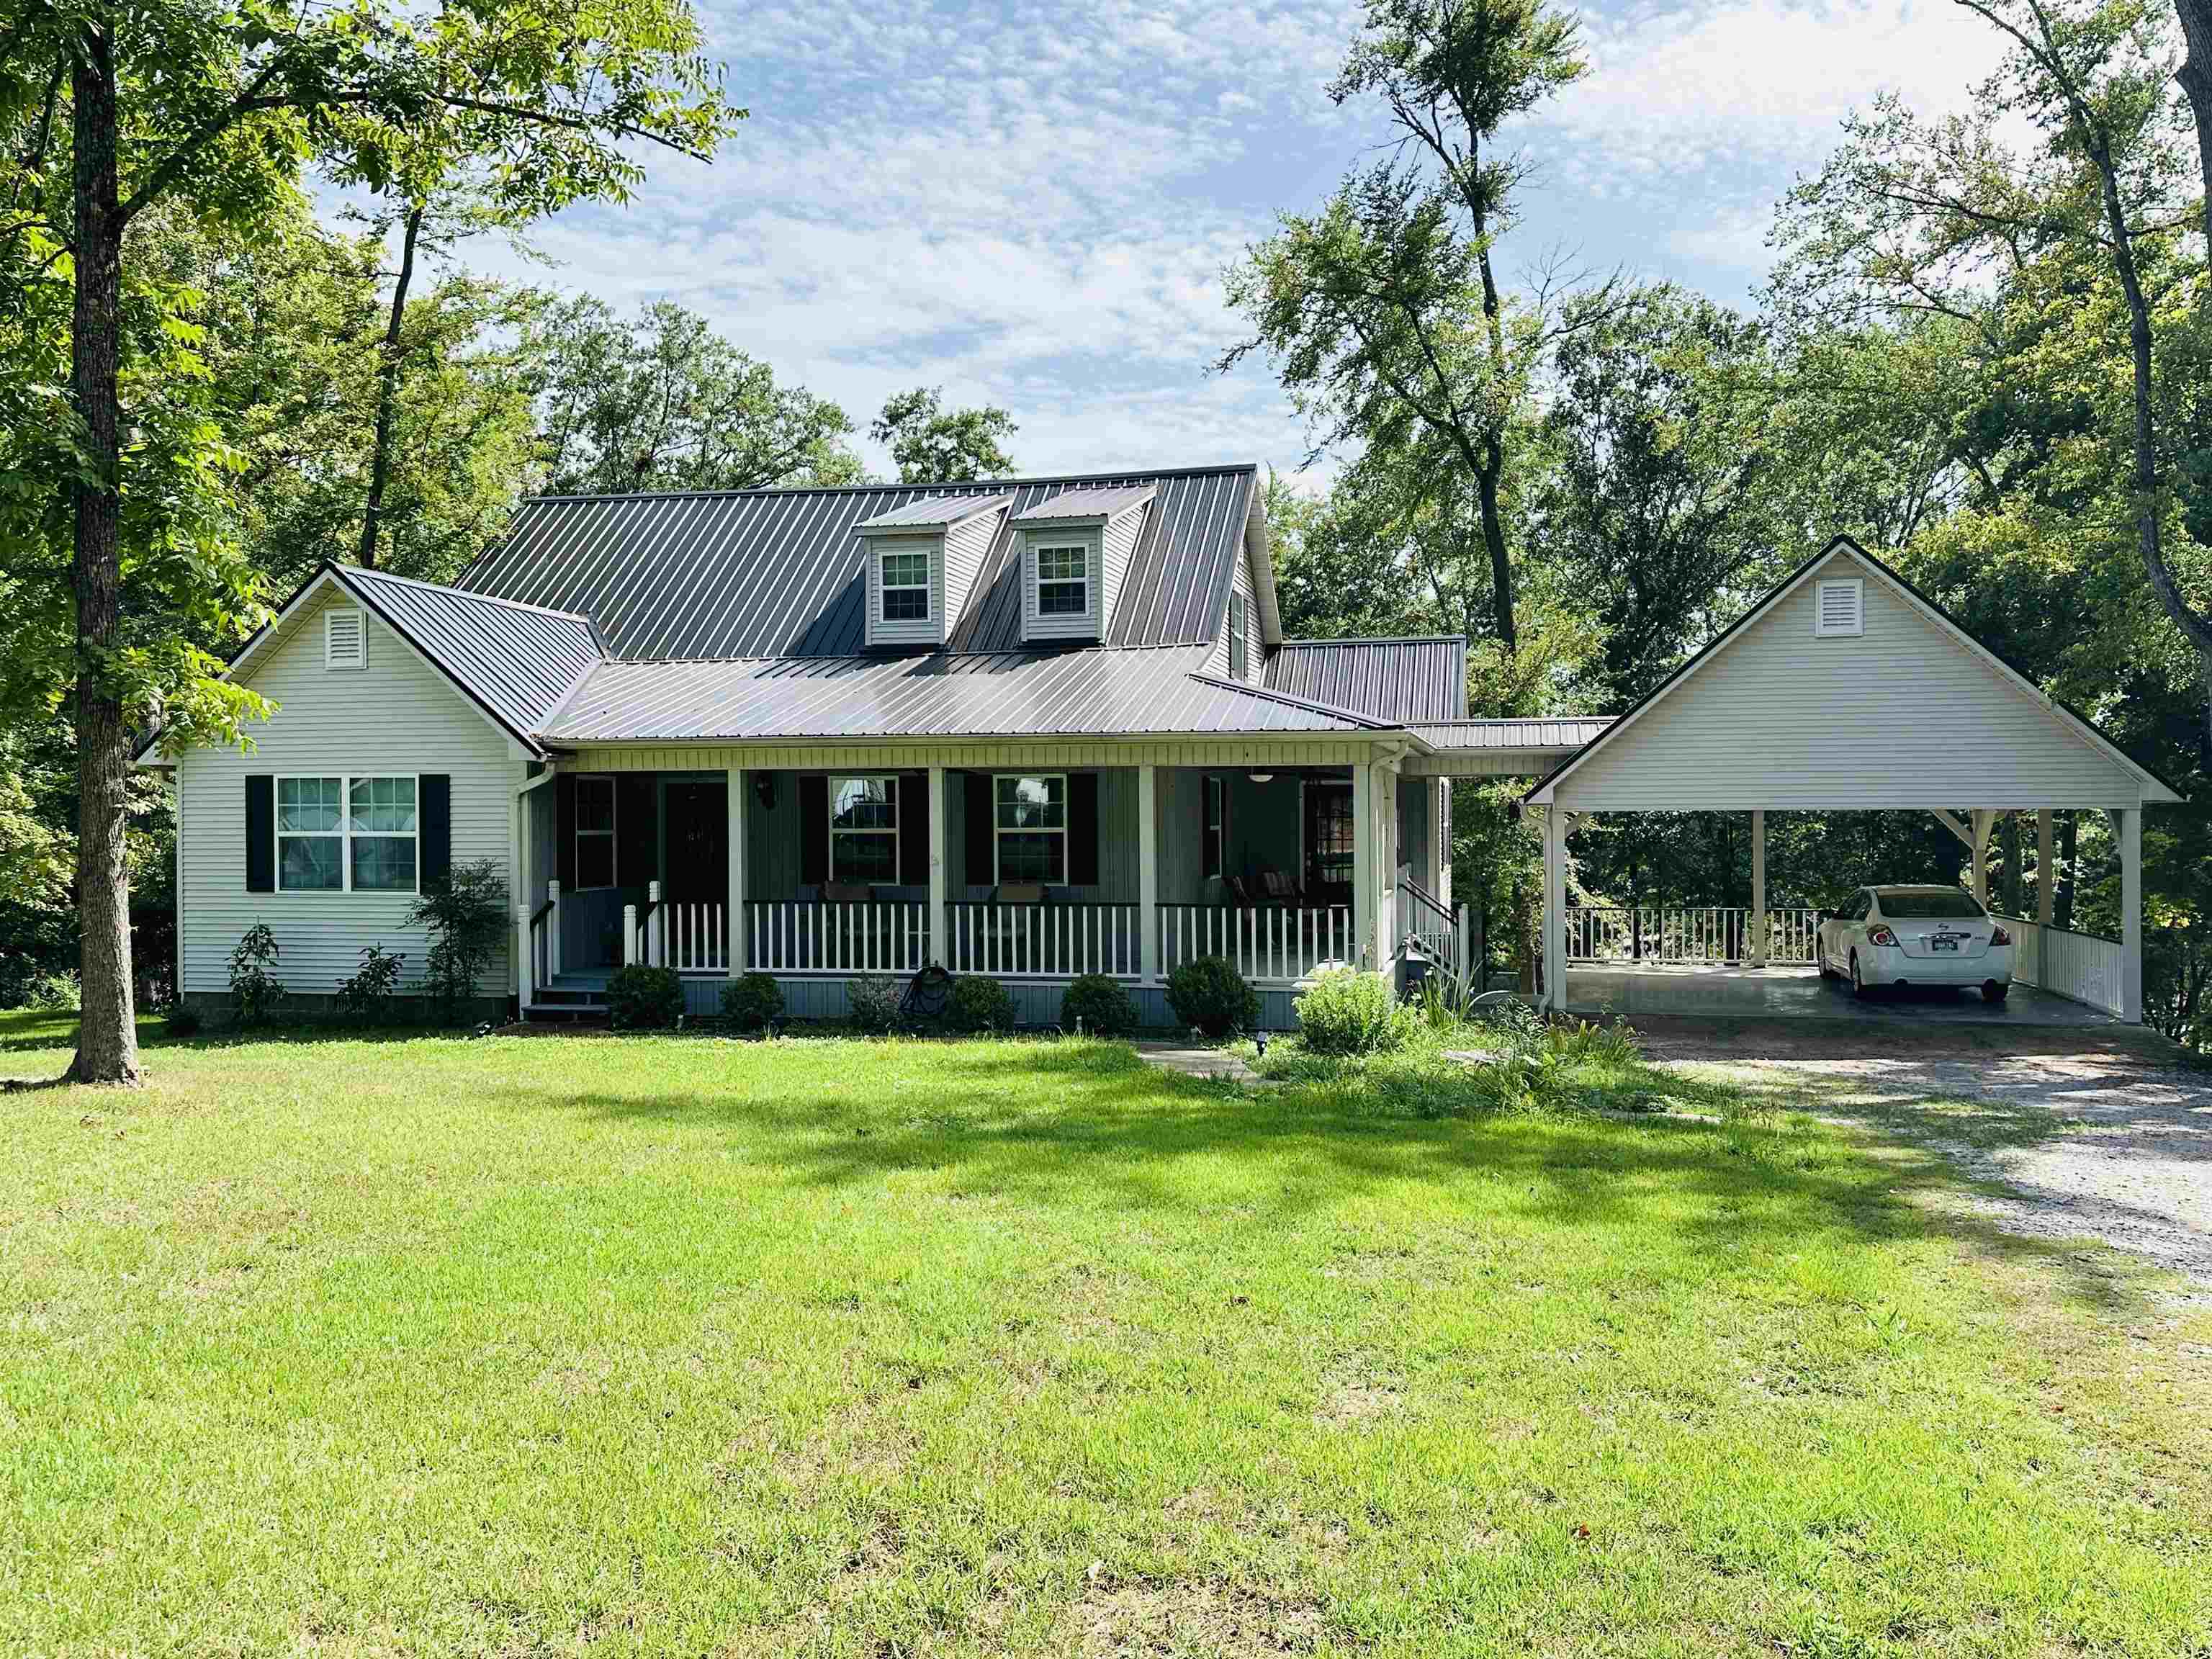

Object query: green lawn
[4,1014,2208,1656]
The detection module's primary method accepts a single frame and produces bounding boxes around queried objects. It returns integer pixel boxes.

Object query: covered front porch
[515,749,1465,1022]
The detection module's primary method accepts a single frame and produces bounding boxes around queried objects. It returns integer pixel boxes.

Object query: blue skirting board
[678,974,1302,1030]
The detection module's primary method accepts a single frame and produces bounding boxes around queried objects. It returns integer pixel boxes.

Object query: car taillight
[1990,924,2011,946]
[1868,925,1898,947]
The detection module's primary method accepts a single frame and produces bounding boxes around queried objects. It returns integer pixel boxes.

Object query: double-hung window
[1228,593,1248,679]
[994,774,1067,883]
[1035,544,1088,616]
[276,774,416,892]
[880,549,930,622]
[573,775,616,889]
[830,775,899,883]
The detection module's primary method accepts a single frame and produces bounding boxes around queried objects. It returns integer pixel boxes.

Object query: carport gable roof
[1524,536,2184,807]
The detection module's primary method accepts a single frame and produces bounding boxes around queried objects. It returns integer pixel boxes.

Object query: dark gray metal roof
[856,493,1012,530]
[1011,484,1156,523]
[341,565,603,751]
[1409,718,1613,750]
[536,645,1380,745]
[1264,637,1468,724]
[456,465,1258,661]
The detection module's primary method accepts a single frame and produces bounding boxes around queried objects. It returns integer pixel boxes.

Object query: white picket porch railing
[1993,914,2126,1016]
[946,902,1142,979]
[1566,906,1822,965]
[745,900,931,976]
[1158,903,1354,984]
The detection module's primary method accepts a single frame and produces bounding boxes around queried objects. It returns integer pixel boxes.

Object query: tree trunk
[68,22,141,1087]
[356,201,423,569]
[2176,0,2212,256]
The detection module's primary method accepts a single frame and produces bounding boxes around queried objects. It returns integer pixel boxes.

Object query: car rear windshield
[1880,890,1985,918]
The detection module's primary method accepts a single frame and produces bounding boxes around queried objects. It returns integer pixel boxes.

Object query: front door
[662,778,729,904]
[1303,781,1354,904]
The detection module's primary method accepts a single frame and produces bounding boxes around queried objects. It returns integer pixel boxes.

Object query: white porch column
[1971,809,1994,906]
[2121,806,2143,1022]
[1138,764,1159,984]
[727,766,747,975]
[512,783,531,1007]
[1542,804,1568,1013]
[927,765,949,967]
[1749,809,1767,966]
[1367,756,1401,972]
[1352,762,1374,968]
[2036,809,2054,926]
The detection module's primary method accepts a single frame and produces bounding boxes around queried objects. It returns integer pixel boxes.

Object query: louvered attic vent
[1813,579,1864,638]
[325,606,367,670]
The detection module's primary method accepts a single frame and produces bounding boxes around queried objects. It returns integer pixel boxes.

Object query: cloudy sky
[499,0,2005,482]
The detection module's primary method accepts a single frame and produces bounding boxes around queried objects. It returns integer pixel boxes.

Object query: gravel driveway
[1639,1021,2212,1283]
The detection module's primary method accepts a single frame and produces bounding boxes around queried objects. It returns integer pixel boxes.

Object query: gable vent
[324,606,367,670]
[1814,579,1863,639]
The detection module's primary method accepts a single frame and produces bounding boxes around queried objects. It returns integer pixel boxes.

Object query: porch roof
[534,644,1393,745]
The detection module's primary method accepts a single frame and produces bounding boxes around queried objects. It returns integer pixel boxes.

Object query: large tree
[870,385,1017,483]
[1,0,735,1083]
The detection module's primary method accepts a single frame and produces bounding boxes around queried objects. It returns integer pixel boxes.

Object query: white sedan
[1816,885,2014,1002]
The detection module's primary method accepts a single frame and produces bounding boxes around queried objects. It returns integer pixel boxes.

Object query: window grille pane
[575,779,615,834]
[351,835,418,892]
[831,777,897,831]
[279,835,342,890]
[997,832,1064,884]
[349,775,416,833]
[832,834,898,884]
[883,587,929,621]
[995,775,1064,829]
[1038,580,1087,616]
[277,776,341,833]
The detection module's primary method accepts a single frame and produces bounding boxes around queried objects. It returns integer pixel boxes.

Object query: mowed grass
[3,1015,2208,1657]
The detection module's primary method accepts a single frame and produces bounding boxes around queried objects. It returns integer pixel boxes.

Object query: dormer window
[1036,544,1088,616]
[880,549,930,622]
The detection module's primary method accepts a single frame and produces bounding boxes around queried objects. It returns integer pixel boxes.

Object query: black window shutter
[420,774,451,890]
[1069,772,1099,886]
[1202,775,1221,880]
[963,773,992,887]
[898,773,929,886]
[616,775,656,891]
[554,775,576,889]
[245,775,274,891]
[799,775,828,885]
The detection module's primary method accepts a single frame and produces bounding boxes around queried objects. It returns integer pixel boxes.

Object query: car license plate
[1931,935,1959,952]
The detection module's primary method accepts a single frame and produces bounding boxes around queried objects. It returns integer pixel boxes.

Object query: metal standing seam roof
[338,565,604,747]
[535,646,1385,745]
[855,493,1013,530]
[1264,637,1470,724]
[455,465,1259,661]
[1010,484,1156,522]
[1409,718,1614,751]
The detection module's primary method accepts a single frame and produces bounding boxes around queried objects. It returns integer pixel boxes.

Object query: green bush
[606,963,683,1029]
[720,973,783,1033]
[1165,955,1258,1038]
[406,858,507,1022]
[945,975,1016,1034]
[847,975,905,1034]
[21,971,80,1012]
[165,1003,203,1038]
[1295,968,1411,1056]
[335,944,406,1023]
[1060,972,1138,1036]
[229,922,284,1025]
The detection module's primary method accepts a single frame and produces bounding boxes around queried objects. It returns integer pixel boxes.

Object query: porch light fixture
[753,773,777,811]
[1247,772,1274,784]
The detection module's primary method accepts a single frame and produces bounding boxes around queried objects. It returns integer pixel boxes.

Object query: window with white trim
[879,549,930,622]
[573,775,616,889]
[1035,544,1088,616]
[830,775,899,883]
[994,773,1067,883]
[276,774,416,892]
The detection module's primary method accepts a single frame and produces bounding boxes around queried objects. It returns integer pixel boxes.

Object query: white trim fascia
[1243,478,1285,649]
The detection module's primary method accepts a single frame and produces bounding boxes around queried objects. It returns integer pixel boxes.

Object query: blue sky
[493,0,2003,482]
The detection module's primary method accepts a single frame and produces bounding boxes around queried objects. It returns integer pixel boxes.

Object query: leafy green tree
[1,0,736,1082]
[870,386,1017,483]
[531,297,863,495]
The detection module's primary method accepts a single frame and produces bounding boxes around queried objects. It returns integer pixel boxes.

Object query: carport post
[1750,809,1767,966]
[2036,809,2054,926]
[2121,806,2142,1022]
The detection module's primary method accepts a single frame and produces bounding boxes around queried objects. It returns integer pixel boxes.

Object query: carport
[1522,539,2183,1025]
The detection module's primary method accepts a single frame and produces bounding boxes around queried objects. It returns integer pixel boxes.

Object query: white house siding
[1552,550,2148,811]
[1099,504,1143,627]
[1020,527,1103,642]
[176,587,526,1002]
[863,534,943,649]
[1203,535,1259,681]
[943,512,997,628]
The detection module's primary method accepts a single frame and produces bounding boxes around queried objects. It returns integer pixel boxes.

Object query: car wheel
[1850,952,1871,999]
[1983,980,2009,1004]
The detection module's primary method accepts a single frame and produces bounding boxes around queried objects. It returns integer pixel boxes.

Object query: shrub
[847,975,906,1034]
[720,972,783,1033]
[606,963,683,1029]
[945,974,1016,1035]
[1060,971,1138,1037]
[165,1002,203,1038]
[406,858,507,1021]
[1166,955,1258,1039]
[228,922,284,1025]
[21,971,81,1012]
[1295,968,1411,1056]
[335,944,406,1023]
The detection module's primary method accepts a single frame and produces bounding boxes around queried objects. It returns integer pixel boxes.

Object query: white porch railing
[1159,903,1353,984]
[746,899,931,976]
[947,902,1141,979]
[1567,906,1822,965]
[623,884,729,974]
[1994,914,2126,1016]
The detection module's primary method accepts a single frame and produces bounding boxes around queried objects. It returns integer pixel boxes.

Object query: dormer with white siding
[855,494,1011,649]
[1012,485,1154,644]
